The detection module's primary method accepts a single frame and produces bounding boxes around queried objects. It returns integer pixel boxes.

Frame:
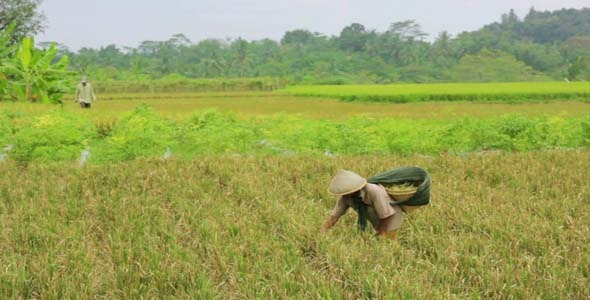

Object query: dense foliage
[0,0,45,45]
[0,26,73,103]
[55,8,590,83]
[10,110,94,162]
[0,107,588,162]
[0,37,72,103]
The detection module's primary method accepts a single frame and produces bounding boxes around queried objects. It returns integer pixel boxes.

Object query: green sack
[353,166,431,231]
[367,166,431,208]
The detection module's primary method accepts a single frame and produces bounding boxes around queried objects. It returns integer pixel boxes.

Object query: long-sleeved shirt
[76,83,96,103]
[331,183,404,232]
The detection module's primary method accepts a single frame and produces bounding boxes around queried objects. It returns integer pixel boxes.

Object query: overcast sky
[36,0,589,51]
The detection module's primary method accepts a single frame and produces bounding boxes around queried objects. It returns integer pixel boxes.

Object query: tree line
[2,1,590,86]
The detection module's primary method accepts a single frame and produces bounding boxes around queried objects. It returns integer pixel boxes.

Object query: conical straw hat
[328,170,367,195]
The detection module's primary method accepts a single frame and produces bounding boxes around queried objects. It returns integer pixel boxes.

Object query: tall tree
[366,20,428,66]
[431,31,457,68]
[387,20,427,42]
[338,23,373,52]
[281,29,319,46]
[0,0,45,44]
[229,38,252,77]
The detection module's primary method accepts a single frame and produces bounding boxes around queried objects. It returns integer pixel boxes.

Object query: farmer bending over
[75,76,96,109]
[321,170,404,240]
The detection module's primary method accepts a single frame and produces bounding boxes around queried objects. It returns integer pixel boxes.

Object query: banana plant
[1,36,74,104]
[0,24,16,100]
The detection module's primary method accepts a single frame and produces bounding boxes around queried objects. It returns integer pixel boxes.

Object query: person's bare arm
[321,215,340,233]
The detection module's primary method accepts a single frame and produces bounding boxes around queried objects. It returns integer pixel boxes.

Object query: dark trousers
[80,102,91,109]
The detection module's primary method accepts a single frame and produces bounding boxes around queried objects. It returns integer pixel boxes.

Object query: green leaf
[54,55,70,69]
[39,90,50,103]
[19,37,34,69]
[0,24,16,58]
[35,44,57,71]
[13,85,25,101]
[2,35,72,104]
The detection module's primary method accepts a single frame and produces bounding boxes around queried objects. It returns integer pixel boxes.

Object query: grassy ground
[1,152,588,298]
[1,91,590,121]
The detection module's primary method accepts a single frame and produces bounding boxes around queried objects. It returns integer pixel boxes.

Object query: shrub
[92,105,176,162]
[175,109,262,156]
[10,110,94,162]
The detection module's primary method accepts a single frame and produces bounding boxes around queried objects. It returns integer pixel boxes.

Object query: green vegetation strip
[0,106,589,162]
[1,153,589,298]
[283,82,590,103]
[94,77,287,93]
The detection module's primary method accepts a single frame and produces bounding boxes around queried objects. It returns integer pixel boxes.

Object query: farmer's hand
[321,215,339,233]
[377,215,393,234]
[377,230,398,240]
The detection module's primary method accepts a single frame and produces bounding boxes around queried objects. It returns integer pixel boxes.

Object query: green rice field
[283,82,590,103]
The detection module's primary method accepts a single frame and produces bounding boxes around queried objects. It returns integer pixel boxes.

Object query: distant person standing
[75,76,96,109]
